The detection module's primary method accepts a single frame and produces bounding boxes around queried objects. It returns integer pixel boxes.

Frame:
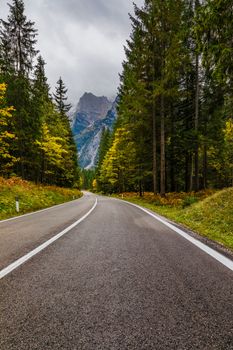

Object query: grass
[0,177,82,220]
[115,189,233,251]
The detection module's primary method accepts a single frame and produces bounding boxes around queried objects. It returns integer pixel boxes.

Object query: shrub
[182,196,198,208]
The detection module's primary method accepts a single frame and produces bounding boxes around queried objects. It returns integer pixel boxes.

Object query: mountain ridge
[72,93,117,169]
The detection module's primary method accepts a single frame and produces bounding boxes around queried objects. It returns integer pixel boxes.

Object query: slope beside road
[0,192,233,349]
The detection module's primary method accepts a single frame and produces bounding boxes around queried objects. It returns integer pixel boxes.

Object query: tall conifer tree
[0,0,38,178]
[53,77,72,115]
[53,77,79,187]
[0,0,38,77]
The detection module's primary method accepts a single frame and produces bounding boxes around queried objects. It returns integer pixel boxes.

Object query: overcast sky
[1,0,144,105]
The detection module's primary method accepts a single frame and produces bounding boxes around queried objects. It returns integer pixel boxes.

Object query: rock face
[77,92,112,122]
[72,93,117,169]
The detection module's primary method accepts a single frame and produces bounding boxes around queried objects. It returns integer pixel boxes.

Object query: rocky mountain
[72,93,117,169]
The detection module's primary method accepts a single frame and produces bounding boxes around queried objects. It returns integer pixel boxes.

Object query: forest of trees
[0,0,79,187]
[1,0,232,194]
[96,0,233,195]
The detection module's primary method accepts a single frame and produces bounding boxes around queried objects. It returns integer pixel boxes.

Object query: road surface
[0,192,232,349]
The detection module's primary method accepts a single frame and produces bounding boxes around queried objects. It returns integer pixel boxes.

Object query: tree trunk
[160,95,166,196]
[152,103,157,194]
[139,179,143,197]
[152,34,157,195]
[185,152,193,192]
[194,0,200,192]
[203,144,207,189]
[185,154,189,192]
[194,53,199,191]
[18,112,25,179]
[170,106,175,192]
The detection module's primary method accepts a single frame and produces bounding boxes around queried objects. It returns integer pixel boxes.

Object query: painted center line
[0,198,98,280]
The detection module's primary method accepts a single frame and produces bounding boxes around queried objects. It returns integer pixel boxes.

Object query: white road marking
[0,195,84,224]
[0,198,97,279]
[121,199,233,272]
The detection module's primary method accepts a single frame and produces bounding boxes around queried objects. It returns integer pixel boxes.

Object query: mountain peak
[82,92,107,99]
[72,93,118,169]
[77,92,112,122]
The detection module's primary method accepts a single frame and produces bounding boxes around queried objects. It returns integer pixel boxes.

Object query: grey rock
[72,93,117,169]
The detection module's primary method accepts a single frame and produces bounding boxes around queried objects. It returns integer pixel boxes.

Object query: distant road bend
[0,192,233,349]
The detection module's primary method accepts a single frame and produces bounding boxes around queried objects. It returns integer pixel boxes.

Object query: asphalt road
[0,192,232,349]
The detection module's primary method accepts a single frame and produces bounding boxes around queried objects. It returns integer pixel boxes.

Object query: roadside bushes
[0,177,82,220]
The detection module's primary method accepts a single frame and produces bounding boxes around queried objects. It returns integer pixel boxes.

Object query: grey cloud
[1,0,144,104]
[44,0,135,31]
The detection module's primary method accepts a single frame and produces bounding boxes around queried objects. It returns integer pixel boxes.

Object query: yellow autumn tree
[0,83,17,175]
[92,178,97,191]
[99,128,136,192]
[224,119,233,185]
[35,122,68,183]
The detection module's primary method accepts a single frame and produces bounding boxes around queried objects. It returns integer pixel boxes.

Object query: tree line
[0,0,79,187]
[96,0,233,195]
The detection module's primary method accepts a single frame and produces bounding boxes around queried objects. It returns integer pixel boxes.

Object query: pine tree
[33,55,50,102]
[80,169,96,190]
[194,0,231,188]
[0,1,80,188]
[0,0,38,77]
[53,77,79,187]
[96,127,111,190]
[96,128,111,169]
[116,6,153,194]
[97,0,232,194]
[31,55,52,182]
[0,0,38,179]
[53,77,72,115]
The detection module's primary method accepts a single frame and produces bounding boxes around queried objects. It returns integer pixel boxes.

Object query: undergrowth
[116,189,233,251]
[0,177,82,220]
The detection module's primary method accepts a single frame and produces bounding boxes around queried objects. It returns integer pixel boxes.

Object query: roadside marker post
[0,197,98,279]
[15,196,19,213]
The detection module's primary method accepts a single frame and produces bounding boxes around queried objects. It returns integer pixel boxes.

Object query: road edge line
[0,194,84,224]
[0,198,98,279]
[117,198,233,272]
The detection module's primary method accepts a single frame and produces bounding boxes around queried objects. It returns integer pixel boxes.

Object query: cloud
[1,0,144,104]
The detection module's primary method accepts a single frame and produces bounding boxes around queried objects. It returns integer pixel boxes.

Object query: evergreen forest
[96,0,233,195]
[0,0,79,187]
[1,0,232,195]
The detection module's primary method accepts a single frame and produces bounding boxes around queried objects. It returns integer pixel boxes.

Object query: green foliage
[0,83,17,174]
[0,0,80,188]
[0,176,82,220]
[53,77,72,115]
[99,128,137,193]
[182,196,198,208]
[118,188,233,250]
[0,0,38,76]
[52,77,79,187]
[97,0,232,195]
[80,169,96,190]
[97,127,112,169]
[195,0,233,89]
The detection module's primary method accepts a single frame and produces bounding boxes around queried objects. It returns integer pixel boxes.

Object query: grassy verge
[0,177,82,220]
[115,189,233,251]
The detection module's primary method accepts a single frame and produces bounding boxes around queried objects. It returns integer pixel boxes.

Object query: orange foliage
[120,190,216,207]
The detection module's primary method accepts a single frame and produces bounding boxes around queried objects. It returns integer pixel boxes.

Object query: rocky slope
[72,93,117,169]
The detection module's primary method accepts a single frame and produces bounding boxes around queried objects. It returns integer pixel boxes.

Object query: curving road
[0,192,233,349]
